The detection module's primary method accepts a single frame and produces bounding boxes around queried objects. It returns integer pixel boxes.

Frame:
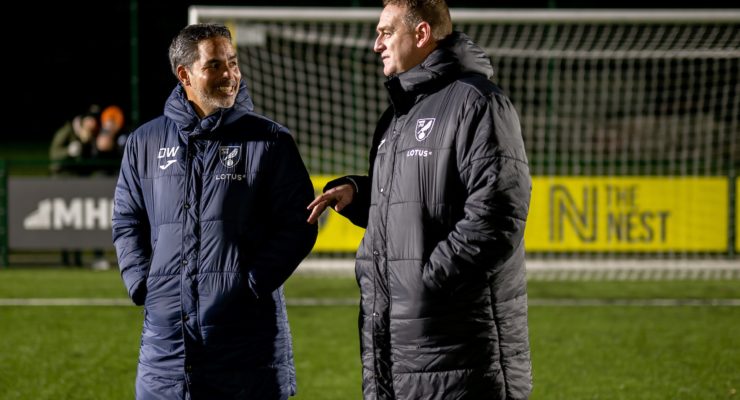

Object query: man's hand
[306,183,355,224]
[130,278,147,306]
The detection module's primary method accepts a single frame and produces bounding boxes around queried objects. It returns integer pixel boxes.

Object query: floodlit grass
[0,307,140,400]
[0,268,738,399]
[0,268,128,298]
[2,268,739,300]
[528,306,739,400]
[289,306,362,399]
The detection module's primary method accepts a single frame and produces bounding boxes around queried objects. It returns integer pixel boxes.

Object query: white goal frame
[190,7,740,24]
[189,7,740,279]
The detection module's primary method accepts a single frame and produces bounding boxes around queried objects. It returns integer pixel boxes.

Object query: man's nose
[373,37,384,53]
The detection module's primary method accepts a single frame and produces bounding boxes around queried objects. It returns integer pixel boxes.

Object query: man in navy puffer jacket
[112,23,317,399]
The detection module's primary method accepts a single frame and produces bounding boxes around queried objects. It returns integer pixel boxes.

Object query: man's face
[374,4,422,77]
[182,36,241,117]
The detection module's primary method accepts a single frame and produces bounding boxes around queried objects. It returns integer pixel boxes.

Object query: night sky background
[7,0,737,146]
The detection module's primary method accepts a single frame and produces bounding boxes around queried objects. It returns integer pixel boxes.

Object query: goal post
[189,7,740,272]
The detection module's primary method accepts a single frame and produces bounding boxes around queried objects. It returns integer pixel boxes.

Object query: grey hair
[168,23,233,77]
[382,0,452,40]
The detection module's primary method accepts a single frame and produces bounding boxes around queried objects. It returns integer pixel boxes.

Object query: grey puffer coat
[327,32,533,400]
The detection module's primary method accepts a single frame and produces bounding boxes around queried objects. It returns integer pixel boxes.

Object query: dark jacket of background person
[49,104,103,267]
[325,32,533,399]
[112,80,318,398]
[49,105,101,176]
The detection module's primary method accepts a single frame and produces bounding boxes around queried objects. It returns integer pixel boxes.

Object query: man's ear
[415,21,433,48]
[176,65,190,86]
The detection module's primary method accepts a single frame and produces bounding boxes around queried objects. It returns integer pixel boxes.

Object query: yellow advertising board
[311,176,365,252]
[311,176,729,253]
[525,177,728,252]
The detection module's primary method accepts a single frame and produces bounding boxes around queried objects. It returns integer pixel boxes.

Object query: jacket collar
[385,31,493,114]
[164,79,255,136]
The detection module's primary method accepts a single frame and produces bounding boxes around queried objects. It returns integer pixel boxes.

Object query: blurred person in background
[49,104,101,177]
[307,1,533,399]
[92,104,128,177]
[112,23,317,399]
[86,104,130,270]
[49,104,101,267]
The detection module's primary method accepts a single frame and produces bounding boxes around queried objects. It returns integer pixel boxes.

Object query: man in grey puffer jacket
[308,1,533,399]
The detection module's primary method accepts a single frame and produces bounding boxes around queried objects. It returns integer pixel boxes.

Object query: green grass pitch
[0,268,738,399]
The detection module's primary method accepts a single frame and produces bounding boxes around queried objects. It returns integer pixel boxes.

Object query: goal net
[190,7,739,277]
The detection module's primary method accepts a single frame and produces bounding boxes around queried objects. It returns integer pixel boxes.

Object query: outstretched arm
[307,175,370,228]
[307,183,355,224]
[306,107,391,228]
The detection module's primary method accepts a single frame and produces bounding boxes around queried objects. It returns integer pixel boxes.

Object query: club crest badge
[415,118,435,142]
[219,146,241,168]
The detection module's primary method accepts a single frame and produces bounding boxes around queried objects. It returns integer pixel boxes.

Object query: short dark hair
[168,23,233,77]
[382,0,452,40]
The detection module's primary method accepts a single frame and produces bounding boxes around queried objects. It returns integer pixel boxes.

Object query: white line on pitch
[528,298,740,307]
[1,298,739,307]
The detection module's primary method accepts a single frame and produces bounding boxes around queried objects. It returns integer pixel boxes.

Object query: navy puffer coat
[112,80,317,399]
